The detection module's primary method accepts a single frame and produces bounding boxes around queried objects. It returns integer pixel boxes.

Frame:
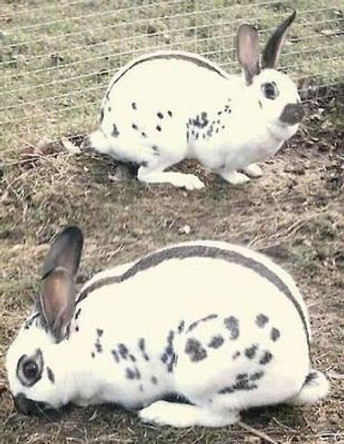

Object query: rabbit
[88,11,304,190]
[6,226,329,427]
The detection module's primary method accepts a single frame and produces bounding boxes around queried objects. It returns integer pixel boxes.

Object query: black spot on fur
[190,112,209,129]
[47,367,55,384]
[157,112,164,119]
[250,371,264,381]
[24,315,36,330]
[118,344,129,360]
[208,335,224,349]
[126,368,135,380]
[167,110,173,117]
[187,314,218,332]
[178,320,185,333]
[256,314,269,328]
[151,376,158,385]
[217,111,222,115]
[95,342,102,353]
[141,131,147,138]
[219,378,257,394]
[260,351,273,365]
[75,308,82,320]
[126,367,141,380]
[224,316,239,340]
[96,329,104,337]
[152,145,159,155]
[258,100,263,109]
[112,350,119,363]
[129,354,136,362]
[219,372,259,392]
[132,102,137,110]
[237,373,248,380]
[164,330,176,373]
[108,106,112,112]
[232,351,240,360]
[132,123,138,130]
[138,338,149,361]
[99,108,104,123]
[245,344,258,359]
[156,125,162,132]
[75,325,79,332]
[91,352,95,358]
[233,379,257,391]
[270,327,280,341]
[218,386,235,394]
[112,124,120,137]
[185,338,207,362]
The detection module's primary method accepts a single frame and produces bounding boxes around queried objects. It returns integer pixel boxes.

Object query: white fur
[89,49,302,189]
[6,240,328,427]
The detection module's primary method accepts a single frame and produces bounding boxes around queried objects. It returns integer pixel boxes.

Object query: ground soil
[0,94,343,443]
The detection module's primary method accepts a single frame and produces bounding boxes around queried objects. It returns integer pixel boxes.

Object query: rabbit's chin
[267,119,300,142]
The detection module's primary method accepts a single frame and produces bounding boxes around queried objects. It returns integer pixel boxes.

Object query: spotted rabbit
[6,226,328,427]
[89,11,304,189]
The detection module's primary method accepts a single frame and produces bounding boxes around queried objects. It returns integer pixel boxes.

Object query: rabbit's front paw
[243,163,263,178]
[138,168,205,190]
[221,171,250,185]
[139,400,239,428]
[178,173,205,190]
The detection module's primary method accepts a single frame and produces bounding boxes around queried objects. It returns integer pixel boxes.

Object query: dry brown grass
[1,94,343,443]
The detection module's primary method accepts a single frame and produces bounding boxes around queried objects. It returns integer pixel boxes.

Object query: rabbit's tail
[288,370,329,405]
[89,129,114,154]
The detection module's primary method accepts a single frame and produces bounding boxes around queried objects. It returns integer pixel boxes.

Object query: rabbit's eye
[262,82,278,100]
[17,349,43,387]
[23,360,39,380]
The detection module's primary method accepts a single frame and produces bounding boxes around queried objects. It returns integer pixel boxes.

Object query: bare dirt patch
[1,95,343,443]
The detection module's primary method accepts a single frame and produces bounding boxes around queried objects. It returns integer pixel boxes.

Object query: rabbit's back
[74,242,310,356]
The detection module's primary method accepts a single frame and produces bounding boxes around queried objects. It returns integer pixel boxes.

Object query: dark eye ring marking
[261,81,279,100]
[17,349,44,387]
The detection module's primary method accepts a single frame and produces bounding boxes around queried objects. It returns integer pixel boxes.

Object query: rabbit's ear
[38,226,84,342]
[261,11,296,69]
[236,24,260,84]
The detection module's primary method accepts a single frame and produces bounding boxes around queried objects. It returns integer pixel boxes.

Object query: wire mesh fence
[1,0,343,156]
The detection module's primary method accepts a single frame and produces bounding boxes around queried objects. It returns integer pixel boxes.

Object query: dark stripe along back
[77,245,310,348]
[105,52,228,99]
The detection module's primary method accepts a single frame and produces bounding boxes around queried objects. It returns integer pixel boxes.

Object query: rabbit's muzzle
[13,392,50,416]
[280,103,305,125]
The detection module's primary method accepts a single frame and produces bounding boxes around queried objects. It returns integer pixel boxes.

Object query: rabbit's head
[237,11,304,138]
[6,227,83,414]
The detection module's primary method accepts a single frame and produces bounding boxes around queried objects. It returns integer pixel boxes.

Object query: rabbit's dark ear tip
[58,225,84,242]
[62,225,83,238]
[289,10,297,21]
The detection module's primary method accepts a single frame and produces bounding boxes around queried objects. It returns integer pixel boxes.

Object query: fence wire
[0,0,343,153]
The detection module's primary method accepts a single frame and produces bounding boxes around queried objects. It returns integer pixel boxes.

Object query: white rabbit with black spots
[6,226,329,427]
[89,11,304,190]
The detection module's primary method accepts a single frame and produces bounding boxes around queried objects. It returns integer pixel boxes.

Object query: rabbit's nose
[13,392,48,416]
[280,103,305,125]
